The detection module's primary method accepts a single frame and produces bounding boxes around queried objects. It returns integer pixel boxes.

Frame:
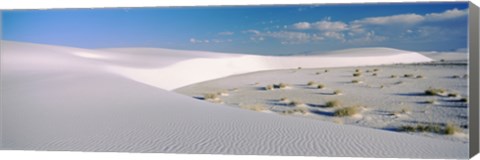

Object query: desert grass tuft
[240,104,268,112]
[351,79,361,83]
[317,84,325,89]
[325,100,341,108]
[404,74,414,78]
[425,88,446,96]
[265,85,274,91]
[390,75,397,78]
[334,106,359,117]
[281,108,309,115]
[353,72,362,77]
[307,81,316,86]
[204,93,219,100]
[445,123,460,135]
[333,89,342,95]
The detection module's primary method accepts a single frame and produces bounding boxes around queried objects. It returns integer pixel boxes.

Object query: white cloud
[245,30,325,44]
[293,22,311,30]
[352,14,425,25]
[293,20,348,31]
[190,38,232,44]
[243,29,261,35]
[351,8,467,26]
[189,38,203,44]
[425,8,468,21]
[218,31,234,36]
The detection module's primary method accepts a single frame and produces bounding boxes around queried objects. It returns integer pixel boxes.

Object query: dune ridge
[1,41,466,159]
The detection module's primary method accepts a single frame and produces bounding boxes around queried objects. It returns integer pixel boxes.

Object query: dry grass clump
[325,100,340,108]
[459,97,468,102]
[351,79,361,84]
[324,69,329,72]
[445,123,460,135]
[297,67,302,69]
[390,75,397,78]
[240,104,268,112]
[333,89,342,95]
[393,107,411,115]
[425,99,437,104]
[404,74,414,78]
[425,88,446,96]
[288,100,305,107]
[372,73,377,76]
[353,72,362,77]
[275,83,288,89]
[265,85,274,91]
[355,69,361,72]
[400,123,459,135]
[334,106,359,117]
[447,93,459,97]
[317,84,325,89]
[307,81,316,86]
[373,68,379,72]
[451,75,461,78]
[279,97,290,102]
[281,108,309,115]
[416,75,424,79]
[204,93,219,100]
[315,72,321,75]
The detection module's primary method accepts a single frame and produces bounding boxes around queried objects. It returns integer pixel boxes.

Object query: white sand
[0,41,467,158]
[98,47,432,90]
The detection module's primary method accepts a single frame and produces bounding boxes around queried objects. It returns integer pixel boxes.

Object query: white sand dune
[99,47,432,90]
[1,41,467,158]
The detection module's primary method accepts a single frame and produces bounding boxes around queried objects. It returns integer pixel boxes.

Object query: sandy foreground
[0,41,469,158]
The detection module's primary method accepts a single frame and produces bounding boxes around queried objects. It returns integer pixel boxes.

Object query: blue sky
[2,2,468,55]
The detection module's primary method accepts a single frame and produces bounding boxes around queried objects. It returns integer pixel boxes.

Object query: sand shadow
[306,103,324,108]
[193,96,206,100]
[393,92,430,97]
[310,110,334,117]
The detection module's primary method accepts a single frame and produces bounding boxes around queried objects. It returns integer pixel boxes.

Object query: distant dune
[2,41,466,159]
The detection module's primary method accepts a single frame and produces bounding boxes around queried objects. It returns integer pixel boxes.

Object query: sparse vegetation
[324,69,328,72]
[425,99,437,104]
[425,88,446,96]
[325,100,340,108]
[416,75,423,79]
[240,104,268,112]
[281,108,309,115]
[317,84,325,89]
[353,72,362,77]
[447,93,459,97]
[280,97,290,102]
[278,83,288,89]
[315,72,321,75]
[459,97,468,102]
[289,100,305,107]
[452,75,461,78]
[297,67,302,69]
[390,75,397,78]
[355,69,361,72]
[333,89,342,95]
[351,79,361,83]
[265,85,274,90]
[373,68,379,72]
[445,123,459,135]
[404,74,414,78]
[334,106,359,117]
[204,93,219,100]
[372,73,377,76]
[401,122,460,135]
[307,81,316,86]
